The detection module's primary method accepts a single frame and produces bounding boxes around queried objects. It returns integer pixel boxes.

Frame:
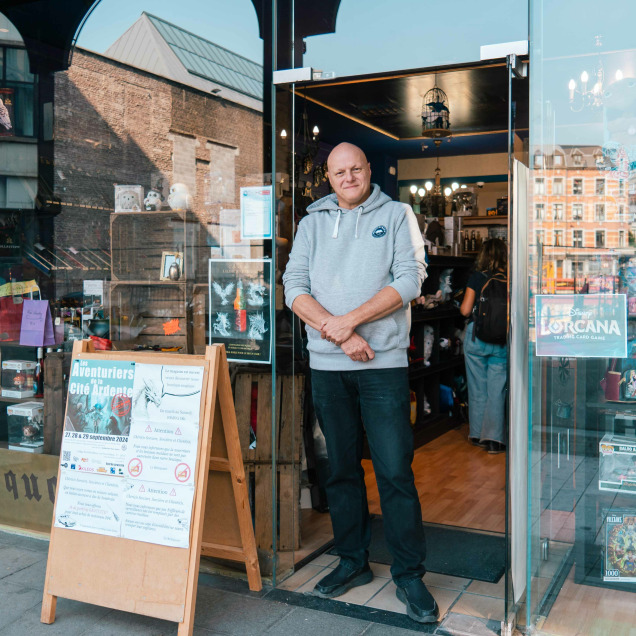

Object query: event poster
[604,510,636,582]
[55,359,205,549]
[535,294,627,358]
[208,258,272,363]
[240,185,272,240]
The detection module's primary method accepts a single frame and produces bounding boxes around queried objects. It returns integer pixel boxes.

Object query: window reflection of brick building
[531,146,631,293]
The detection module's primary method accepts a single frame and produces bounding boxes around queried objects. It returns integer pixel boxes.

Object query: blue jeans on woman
[464,322,507,444]
[311,367,426,585]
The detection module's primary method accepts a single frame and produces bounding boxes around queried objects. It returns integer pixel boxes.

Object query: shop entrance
[274,56,529,630]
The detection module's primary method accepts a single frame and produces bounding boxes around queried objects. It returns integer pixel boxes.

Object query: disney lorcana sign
[535,294,627,358]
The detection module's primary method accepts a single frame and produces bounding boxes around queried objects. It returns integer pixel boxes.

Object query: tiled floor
[278,554,507,627]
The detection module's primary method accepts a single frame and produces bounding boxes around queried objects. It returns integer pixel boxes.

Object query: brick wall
[52,49,263,298]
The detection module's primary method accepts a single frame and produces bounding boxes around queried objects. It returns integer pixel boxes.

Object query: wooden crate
[110,210,201,283]
[109,281,192,352]
[234,373,304,552]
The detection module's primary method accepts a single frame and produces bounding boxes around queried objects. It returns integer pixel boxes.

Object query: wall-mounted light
[280,129,287,142]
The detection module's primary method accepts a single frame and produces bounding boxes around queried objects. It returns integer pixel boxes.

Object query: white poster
[125,419,198,486]
[55,360,206,549]
[54,471,123,536]
[131,363,204,424]
[240,185,272,240]
[121,480,195,549]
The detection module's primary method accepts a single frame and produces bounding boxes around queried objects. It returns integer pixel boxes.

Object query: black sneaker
[396,578,440,624]
[313,562,373,599]
[487,441,506,454]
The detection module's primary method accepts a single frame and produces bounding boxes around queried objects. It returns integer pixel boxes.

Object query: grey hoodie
[283,184,427,371]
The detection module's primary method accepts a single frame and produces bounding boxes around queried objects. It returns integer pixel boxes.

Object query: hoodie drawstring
[355,208,362,239]
[332,209,342,239]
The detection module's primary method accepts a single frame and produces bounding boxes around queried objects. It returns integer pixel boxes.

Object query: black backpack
[472,271,508,345]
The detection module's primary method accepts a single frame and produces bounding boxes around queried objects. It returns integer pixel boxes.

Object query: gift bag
[601,359,621,402]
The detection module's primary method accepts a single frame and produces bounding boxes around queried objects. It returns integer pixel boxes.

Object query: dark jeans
[311,367,426,585]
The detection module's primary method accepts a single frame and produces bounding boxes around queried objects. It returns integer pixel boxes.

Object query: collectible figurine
[168,183,193,211]
[423,325,434,366]
[143,189,163,211]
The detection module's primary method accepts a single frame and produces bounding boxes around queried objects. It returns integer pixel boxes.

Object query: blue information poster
[535,294,628,358]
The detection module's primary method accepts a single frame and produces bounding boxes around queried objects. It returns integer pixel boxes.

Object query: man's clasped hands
[319,315,375,363]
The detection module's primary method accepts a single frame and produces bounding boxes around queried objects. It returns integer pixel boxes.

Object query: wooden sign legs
[200,346,261,592]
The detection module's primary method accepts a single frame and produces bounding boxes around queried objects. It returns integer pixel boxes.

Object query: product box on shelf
[603,509,636,582]
[1,360,36,398]
[599,433,636,495]
[7,401,44,452]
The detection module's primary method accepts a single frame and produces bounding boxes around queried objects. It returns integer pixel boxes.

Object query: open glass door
[506,52,530,632]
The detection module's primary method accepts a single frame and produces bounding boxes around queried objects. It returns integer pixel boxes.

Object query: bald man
[283,143,438,623]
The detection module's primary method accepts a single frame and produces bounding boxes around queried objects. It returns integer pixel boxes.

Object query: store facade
[1,0,636,633]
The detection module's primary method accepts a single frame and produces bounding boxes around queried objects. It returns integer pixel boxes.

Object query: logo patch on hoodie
[372,225,387,238]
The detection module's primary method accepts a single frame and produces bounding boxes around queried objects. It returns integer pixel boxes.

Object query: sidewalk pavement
[0,528,496,636]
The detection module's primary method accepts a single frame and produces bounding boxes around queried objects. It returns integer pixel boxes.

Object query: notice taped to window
[55,359,205,549]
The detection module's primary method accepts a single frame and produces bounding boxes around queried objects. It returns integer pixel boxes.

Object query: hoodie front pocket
[356,315,400,352]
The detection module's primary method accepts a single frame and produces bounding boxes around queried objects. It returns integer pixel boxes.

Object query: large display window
[526,1,636,632]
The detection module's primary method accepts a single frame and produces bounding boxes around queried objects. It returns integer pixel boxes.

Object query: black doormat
[330,517,506,583]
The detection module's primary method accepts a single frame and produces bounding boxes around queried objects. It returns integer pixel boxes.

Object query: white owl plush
[168,183,193,211]
[144,189,163,211]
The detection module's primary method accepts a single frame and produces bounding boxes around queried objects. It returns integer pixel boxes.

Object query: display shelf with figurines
[407,254,473,447]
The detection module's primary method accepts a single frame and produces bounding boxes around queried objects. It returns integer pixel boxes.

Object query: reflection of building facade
[532,145,632,292]
[49,15,263,301]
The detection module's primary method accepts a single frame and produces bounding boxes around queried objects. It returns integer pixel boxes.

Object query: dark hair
[475,238,507,273]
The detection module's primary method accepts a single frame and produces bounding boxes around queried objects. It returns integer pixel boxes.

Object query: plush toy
[168,183,193,211]
[144,189,163,211]
[116,189,141,212]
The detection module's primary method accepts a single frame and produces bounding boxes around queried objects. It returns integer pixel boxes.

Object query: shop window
[595,203,605,221]
[595,230,605,247]
[573,230,583,248]
[535,203,544,220]
[553,177,564,195]
[572,203,583,220]
[572,178,583,195]
[595,178,605,195]
[553,203,563,220]
[534,177,545,194]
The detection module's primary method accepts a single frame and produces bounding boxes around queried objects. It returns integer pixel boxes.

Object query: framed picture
[208,258,272,363]
[160,252,183,281]
[114,185,143,213]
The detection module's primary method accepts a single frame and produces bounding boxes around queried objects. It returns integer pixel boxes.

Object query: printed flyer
[55,359,206,549]
[535,293,627,358]
[208,258,272,363]
[604,510,636,582]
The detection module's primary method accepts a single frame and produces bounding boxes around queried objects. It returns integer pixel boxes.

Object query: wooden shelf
[409,355,464,380]
[461,215,508,226]
[110,280,188,286]
[0,395,42,404]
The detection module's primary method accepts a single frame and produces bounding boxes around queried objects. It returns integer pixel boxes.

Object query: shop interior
[276,58,529,618]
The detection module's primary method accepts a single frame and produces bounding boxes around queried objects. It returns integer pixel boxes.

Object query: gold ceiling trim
[299,61,507,90]
[294,90,529,141]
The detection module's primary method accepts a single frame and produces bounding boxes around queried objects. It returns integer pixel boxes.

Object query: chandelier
[410,140,449,217]
[567,35,624,112]
[421,79,451,138]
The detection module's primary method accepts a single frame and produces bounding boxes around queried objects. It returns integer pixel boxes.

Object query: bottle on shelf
[234,279,247,333]
[463,231,470,253]
[34,347,44,398]
[470,230,476,252]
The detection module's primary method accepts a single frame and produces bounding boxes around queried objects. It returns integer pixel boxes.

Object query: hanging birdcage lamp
[421,82,451,138]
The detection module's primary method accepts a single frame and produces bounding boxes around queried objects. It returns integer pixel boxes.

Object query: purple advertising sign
[535,294,627,358]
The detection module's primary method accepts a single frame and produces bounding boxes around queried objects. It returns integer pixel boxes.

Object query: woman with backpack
[460,238,508,454]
